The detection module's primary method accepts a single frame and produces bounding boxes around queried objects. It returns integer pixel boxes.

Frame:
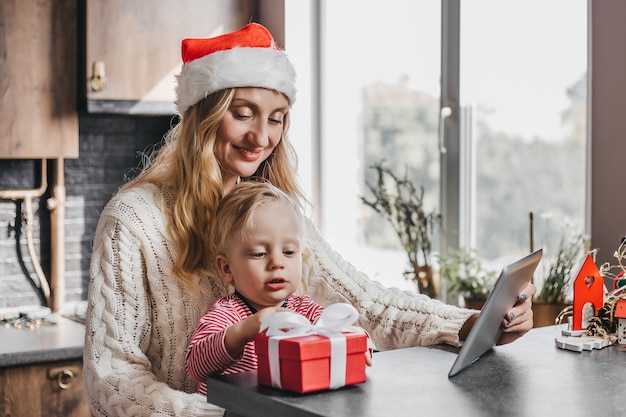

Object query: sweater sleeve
[301,219,476,350]
[83,205,223,417]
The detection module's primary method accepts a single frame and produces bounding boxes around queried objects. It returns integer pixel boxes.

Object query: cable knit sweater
[83,183,474,417]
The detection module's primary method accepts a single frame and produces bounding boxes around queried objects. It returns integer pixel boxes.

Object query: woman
[83,23,536,417]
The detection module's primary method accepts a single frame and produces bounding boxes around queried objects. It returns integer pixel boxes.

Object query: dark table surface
[207,325,626,417]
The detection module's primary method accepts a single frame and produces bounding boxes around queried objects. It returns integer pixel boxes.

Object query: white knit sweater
[83,183,474,417]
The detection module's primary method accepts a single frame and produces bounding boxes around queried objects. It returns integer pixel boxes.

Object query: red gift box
[254,331,368,393]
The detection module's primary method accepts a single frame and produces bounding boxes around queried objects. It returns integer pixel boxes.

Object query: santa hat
[175,23,297,116]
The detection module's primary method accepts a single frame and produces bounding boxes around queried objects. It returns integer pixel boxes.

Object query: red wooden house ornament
[615,299,626,343]
[572,254,605,330]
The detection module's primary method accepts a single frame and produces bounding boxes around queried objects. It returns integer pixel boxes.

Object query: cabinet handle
[91,61,106,92]
[47,366,80,389]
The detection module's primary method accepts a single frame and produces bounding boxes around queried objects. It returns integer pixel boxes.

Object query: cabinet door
[0,360,92,417]
[85,0,257,114]
[0,0,79,159]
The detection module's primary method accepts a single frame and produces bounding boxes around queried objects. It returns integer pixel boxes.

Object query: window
[459,1,588,267]
[285,0,588,297]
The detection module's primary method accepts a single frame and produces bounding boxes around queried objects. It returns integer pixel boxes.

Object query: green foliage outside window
[437,248,498,302]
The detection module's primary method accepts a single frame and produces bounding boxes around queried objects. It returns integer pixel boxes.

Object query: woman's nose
[247,120,269,147]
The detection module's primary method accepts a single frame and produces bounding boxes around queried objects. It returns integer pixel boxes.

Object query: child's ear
[216,255,233,283]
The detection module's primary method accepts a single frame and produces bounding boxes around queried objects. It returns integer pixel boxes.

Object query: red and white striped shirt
[185,292,324,395]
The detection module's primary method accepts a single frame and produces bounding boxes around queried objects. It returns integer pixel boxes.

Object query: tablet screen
[448,249,543,377]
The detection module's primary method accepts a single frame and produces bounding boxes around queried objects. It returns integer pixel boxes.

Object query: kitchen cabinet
[0,0,79,159]
[84,0,257,114]
[0,359,92,417]
[0,316,89,416]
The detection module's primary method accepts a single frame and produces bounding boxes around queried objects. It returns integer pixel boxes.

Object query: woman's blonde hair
[213,181,304,261]
[120,88,305,285]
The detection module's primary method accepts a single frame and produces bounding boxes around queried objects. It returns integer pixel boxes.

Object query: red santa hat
[175,23,297,116]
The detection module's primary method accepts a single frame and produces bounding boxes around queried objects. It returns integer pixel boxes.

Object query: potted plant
[534,231,590,326]
[437,247,498,309]
[361,161,441,298]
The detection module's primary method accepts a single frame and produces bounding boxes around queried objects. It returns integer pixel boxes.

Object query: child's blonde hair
[213,181,304,258]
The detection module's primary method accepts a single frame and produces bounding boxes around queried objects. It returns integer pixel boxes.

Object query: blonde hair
[213,181,304,260]
[120,88,306,285]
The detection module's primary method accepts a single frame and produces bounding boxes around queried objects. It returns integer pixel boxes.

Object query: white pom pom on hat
[175,23,297,116]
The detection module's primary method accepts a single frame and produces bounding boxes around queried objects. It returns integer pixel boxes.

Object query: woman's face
[215,88,289,192]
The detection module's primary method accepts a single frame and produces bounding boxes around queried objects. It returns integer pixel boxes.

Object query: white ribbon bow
[259,303,364,390]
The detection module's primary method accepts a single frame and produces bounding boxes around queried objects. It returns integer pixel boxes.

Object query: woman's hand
[459,282,537,346]
[497,282,537,345]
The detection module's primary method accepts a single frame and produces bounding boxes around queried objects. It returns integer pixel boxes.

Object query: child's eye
[250,252,266,258]
[283,247,300,257]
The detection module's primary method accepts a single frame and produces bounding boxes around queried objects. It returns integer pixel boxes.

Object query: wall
[0,114,172,310]
[590,1,626,269]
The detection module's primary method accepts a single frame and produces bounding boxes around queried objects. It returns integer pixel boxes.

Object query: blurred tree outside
[359,77,441,254]
[359,72,587,263]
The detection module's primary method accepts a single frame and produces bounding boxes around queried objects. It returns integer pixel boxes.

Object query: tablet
[448,249,543,377]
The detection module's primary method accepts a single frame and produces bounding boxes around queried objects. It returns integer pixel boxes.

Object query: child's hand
[224,306,289,358]
[255,306,290,332]
[365,348,373,366]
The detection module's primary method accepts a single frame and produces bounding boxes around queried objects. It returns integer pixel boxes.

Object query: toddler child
[185,181,342,395]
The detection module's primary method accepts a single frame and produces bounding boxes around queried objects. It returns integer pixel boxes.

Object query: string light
[1,315,43,330]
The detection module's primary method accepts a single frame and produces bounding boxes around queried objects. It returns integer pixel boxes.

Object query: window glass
[460,0,588,269]
[286,0,588,296]
[319,0,442,292]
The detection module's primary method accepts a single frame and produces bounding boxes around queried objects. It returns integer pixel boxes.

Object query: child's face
[216,199,303,312]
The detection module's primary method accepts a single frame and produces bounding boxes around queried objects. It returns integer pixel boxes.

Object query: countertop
[207,325,626,417]
[0,316,85,367]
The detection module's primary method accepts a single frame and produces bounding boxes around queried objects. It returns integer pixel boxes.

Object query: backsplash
[0,113,173,311]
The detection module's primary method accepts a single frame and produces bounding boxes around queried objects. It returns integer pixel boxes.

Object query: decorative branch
[361,161,441,297]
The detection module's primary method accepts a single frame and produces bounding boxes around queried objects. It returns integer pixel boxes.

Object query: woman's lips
[234,145,262,161]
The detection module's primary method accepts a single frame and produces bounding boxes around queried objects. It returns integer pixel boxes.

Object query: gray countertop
[0,316,85,367]
[208,325,626,417]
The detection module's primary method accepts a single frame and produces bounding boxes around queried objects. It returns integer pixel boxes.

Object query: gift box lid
[254,332,368,361]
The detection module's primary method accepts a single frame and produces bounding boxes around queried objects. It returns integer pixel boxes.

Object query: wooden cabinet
[84,0,257,114]
[0,0,79,159]
[0,359,92,417]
